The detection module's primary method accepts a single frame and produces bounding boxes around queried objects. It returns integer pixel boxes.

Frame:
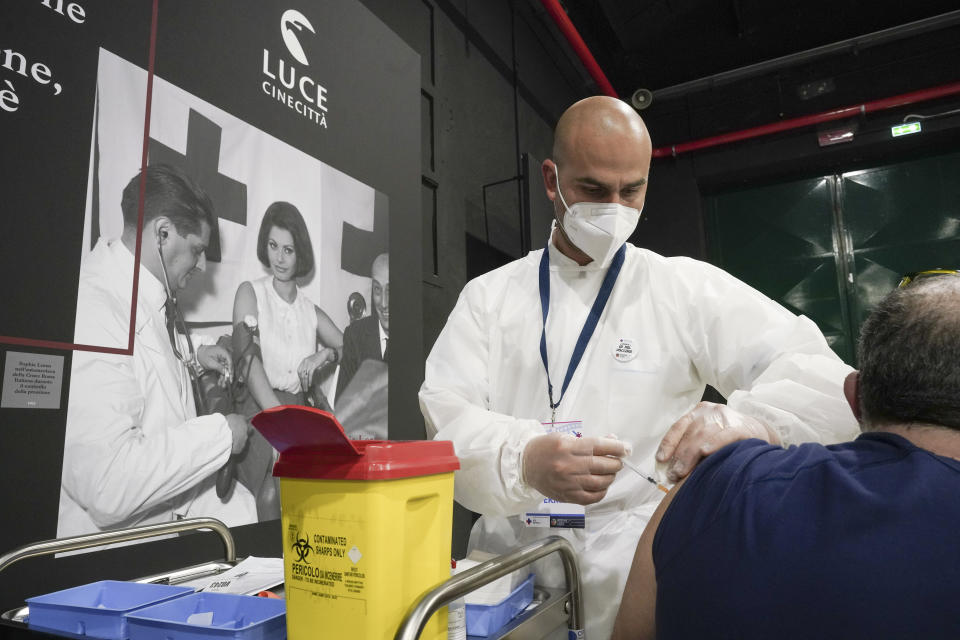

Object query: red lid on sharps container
[250,405,459,481]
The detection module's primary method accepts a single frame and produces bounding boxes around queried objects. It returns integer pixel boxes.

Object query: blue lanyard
[539,244,626,422]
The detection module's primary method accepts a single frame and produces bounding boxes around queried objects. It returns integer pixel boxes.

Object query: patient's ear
[843,371,861,422]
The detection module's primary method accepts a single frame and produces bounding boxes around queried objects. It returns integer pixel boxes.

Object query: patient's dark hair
[256,201,315,277]
[858,275,960,431]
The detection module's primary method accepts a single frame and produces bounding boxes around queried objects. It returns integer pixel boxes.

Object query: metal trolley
[0,518,238,629]
[395,536,584,640]
[0,521,584,639]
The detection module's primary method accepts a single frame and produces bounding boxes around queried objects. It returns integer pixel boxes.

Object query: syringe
[620,457,669,493]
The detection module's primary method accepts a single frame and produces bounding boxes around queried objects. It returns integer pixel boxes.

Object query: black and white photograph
[57,47,390,537]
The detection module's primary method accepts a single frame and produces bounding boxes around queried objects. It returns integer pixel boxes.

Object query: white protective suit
[58,238,256,537]
[419,237,858,639]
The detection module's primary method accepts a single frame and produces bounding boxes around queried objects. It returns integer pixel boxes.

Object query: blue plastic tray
[26,580,195,639]
[465,574,535,637]
[125,592,285,640]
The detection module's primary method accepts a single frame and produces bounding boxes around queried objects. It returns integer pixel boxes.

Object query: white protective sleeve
[420,282,545,517]
[668,257,859,446]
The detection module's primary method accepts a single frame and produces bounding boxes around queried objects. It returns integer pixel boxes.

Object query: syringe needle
[620,457,669,493]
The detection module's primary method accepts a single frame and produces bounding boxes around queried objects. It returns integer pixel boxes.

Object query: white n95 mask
[554,166,642,264]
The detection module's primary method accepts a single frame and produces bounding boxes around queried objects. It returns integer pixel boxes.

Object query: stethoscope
[156,229,205,396]
[157,226,240,499]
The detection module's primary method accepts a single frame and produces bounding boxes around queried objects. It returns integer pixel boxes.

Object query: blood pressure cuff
[230,321,263,386]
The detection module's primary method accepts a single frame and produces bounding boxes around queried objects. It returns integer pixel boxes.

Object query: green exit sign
[891,122,922,137]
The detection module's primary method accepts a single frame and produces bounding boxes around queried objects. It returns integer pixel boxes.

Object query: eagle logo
[280,9,316,66]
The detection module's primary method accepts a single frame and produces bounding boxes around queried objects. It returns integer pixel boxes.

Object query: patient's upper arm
[611,476,689,640]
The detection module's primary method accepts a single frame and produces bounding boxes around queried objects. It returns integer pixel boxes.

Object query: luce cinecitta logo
[261,7,328,128]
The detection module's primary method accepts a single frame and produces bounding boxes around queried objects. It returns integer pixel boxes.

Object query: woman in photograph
[232,201,343,519]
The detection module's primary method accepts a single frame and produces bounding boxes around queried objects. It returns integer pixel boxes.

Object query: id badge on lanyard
[526,245,626,529]
[538,245,625,423]
[524,420,586,529]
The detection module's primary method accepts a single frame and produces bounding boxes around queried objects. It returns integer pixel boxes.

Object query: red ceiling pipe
[539,0,618,98]
[653,81,960,158]
[536,2,960,157]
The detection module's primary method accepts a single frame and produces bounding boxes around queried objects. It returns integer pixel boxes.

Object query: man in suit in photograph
[336,252,389,399]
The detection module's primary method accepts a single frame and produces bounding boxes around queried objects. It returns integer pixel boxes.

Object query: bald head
[552,96,651,166]
[541,98,653,264]
[372,253,388,280]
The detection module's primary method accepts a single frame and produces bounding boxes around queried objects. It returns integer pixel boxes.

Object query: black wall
[356,0,586,360]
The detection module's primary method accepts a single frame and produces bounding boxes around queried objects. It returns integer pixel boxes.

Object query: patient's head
[856,275,960,431]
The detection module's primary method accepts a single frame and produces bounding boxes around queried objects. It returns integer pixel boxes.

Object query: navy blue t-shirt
[653,432,960,639]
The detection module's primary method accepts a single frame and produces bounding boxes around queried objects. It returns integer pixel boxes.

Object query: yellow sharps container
[252,405,459,640]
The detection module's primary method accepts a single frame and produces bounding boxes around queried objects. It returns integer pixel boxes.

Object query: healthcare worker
[59,165,256,538]
[419,96,858,638]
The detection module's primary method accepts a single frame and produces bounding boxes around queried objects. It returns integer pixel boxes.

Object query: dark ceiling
[535,1,960,147]
[561,0,960,95]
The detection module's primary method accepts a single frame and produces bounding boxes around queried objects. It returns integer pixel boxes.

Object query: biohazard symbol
[291,531,312,564]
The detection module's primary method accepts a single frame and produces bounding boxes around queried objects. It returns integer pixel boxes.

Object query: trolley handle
[394,535,584,640]
[0,517,236,576]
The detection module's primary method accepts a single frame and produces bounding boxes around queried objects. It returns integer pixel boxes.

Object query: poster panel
[0,0,418,603]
